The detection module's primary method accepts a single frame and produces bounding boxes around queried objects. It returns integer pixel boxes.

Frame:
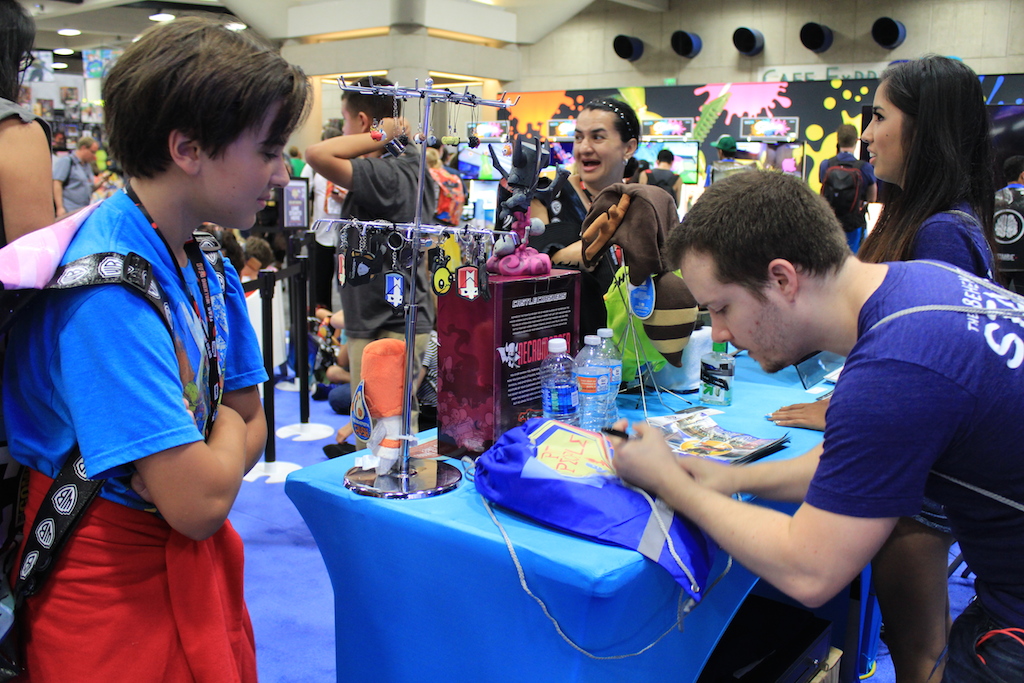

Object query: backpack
[821,159,868,232]
[644,168,679,198]
[428,166,466,226]
[0,205,225,676]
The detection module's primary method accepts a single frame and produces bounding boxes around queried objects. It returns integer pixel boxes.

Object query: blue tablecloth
[286,354,830,683]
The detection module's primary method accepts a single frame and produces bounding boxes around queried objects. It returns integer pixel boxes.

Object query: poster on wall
[81,101,104,124]
[60,87,81,121]
[25,50,53,82]
[82,48,123,79]
[34,99,53,119]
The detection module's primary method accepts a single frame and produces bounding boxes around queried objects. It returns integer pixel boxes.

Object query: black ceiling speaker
[670,30,702,58]
[800,22,834,53]
[733,27,764,56]
[613,35,644,62]
[872,17,906,49]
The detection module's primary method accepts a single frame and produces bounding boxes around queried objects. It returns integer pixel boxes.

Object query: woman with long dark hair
[772,56,997,683]
[0,0,54,244]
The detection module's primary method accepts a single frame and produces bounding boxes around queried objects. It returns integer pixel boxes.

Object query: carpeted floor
[235,381,977,683]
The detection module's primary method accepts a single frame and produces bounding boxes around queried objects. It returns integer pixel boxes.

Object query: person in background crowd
[994,154,1024,292]
[52,136,112,217]
[641,148,682,204]
[819,123,877,253]
[301,126,346,310]
[3,17,310,680]
[706,134,757,185]
[288,145,306,177]
[770,56,998,683]
[0,0,54,245]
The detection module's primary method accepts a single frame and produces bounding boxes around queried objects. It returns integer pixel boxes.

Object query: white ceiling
[22,0,667,53]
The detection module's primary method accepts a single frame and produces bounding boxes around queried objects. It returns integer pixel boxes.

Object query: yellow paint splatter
[842,90,852,100]
[831,79,843,89]
[824,97,836,110]
[855,96,862,102]
[860,86,870,95]
[805,124,824,142]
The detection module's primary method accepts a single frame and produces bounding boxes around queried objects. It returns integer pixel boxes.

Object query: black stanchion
[258,269,277,463]
[294,252,311,424]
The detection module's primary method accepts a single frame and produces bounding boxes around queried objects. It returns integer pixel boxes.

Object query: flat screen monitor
[734,140,765,160]
[633,140,700,184]
[457,141,513,181]
[547,141,575,169]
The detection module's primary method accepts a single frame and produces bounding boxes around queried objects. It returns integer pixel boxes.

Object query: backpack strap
[47,251,172,332]
[13,448,101,601]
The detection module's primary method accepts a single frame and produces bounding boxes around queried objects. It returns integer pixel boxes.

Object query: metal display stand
[315,76,515,499]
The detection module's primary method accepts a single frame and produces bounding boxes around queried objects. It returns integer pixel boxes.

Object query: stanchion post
[295,252,311,424]
[258,268,277,463]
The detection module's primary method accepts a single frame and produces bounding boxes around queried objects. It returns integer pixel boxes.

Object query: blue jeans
[944,599,1024,682]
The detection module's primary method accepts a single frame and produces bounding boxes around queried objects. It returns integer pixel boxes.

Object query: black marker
[601,427,630,440]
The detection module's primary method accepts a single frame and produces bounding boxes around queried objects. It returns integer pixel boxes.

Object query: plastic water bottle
[596,328,622,426]
[700,342,734,406]
[540,338,579,425]
[575,335,611,431]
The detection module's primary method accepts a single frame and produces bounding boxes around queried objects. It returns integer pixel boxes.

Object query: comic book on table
[646,409,789,465]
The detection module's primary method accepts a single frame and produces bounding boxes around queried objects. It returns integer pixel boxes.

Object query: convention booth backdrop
[499,72,1024,192]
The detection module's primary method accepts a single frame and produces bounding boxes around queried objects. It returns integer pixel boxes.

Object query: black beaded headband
[588,99,641,142]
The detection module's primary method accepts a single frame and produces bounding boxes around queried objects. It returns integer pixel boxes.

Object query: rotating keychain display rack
[314,76,517,499]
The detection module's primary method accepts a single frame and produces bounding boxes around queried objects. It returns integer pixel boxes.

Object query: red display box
[437,269,580,456]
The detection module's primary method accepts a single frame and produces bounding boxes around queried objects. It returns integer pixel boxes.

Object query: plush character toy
[352,337,408,474]
[580,183,699,367]
[485,135,558,277]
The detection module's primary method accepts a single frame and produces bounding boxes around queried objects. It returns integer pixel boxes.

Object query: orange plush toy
[352,337,408,474]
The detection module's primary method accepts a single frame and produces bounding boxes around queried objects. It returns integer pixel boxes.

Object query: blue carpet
[234,383,978,682]
[229,383,347,683]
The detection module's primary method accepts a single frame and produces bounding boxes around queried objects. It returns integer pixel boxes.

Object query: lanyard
[123,183,222,438]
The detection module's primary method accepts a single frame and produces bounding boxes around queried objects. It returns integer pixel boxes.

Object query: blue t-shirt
[3,190,267,509]
[912,204,994,279]
[808,261,1024,626]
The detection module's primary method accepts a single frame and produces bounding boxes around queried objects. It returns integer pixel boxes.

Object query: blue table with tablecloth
[285,354,871,682]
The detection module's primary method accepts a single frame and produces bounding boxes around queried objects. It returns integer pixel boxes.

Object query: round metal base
[344,460,462,499]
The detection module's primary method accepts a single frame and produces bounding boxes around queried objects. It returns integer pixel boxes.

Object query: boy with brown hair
[3,17,309,680]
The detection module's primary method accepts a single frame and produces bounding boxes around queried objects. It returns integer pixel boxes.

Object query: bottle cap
[597,328,613,338]
[584,335,600,346]
[548,337,567,354]
[712,342,728,353]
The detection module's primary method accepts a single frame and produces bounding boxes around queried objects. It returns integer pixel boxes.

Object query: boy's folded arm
[133,403,248,541]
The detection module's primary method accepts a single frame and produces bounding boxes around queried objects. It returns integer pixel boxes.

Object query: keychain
[384,231,407,310]
[346,223,385,286]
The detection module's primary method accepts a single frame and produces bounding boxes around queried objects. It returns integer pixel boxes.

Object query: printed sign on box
[437,270,580,455]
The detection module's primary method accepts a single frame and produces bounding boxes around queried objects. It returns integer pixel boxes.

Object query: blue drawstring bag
[474,418,717,604]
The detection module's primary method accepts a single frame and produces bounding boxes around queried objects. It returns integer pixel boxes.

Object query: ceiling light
[52,62,68,70]
[57,28,81,36]
[225,22,246,31]
[54,48,74,56]
[149,12,175,22]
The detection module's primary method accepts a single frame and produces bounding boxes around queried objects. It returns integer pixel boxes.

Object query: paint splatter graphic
[693,82,792,125]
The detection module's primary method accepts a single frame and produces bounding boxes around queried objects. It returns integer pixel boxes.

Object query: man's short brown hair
[836,123,859,149]
[76,136,97,150]
[103,17,310,179]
